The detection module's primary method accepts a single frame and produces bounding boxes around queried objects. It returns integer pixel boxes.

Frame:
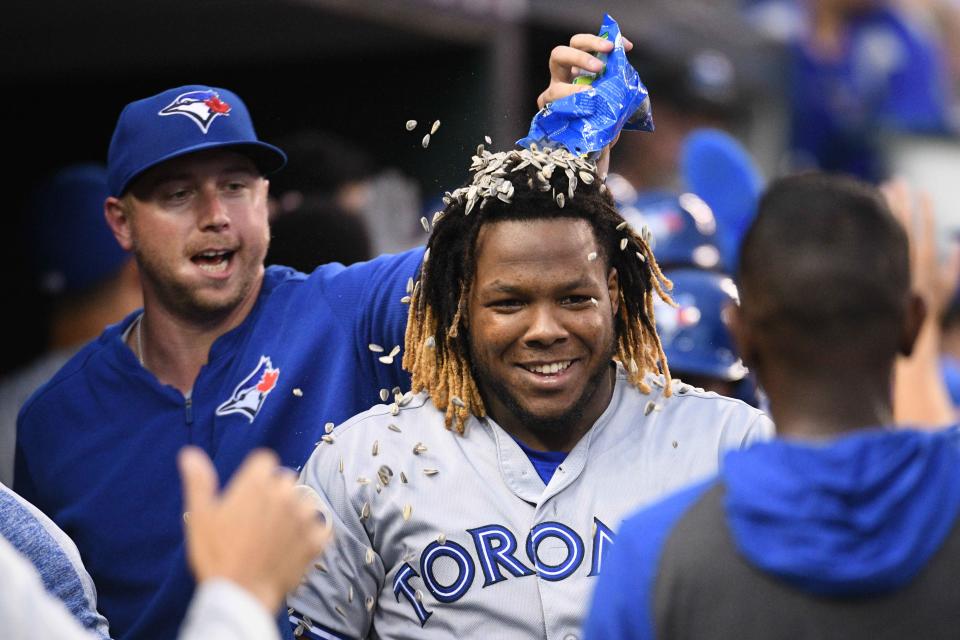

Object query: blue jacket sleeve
[584,479,715,640]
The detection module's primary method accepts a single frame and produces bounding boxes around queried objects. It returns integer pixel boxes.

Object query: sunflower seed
[380,388,390,402]
[357,476,370,485]
[348,585,354,603]
[600,183,608,193]
[672,441,679,449]
[423,468,439,476]
[294,622,305,637]
[366,547,375,564]
[379,355,394,365]
[421,133,431,148]
[485,135,492,145]
[620,237,629,251]
[324,422,334,434]
[465,197,476,216]
[322,434,335,444]
[400,296,411,304]
[636,251,646,263]
[371,440,379,456]
[369,343,384,353]
[644,401,657,416]
[360,501,370,520]
[587,252,597,261]
[400,472,408,484]
[431,120,441,135]
[630,358,639,374]
[389,345,401,358]
[425,336,436,349]
[314,560,328,572]
[398,392,413,407]
[616,220,629,231]
[437,533,447,544]
[476,143,485,155]
[388,423,402,433]
[590,298,599,307]
[403,504,413,520]
[579,170,595,184]
[415,590,424,602]
[376,482,382,494]
[365,596,375,611]
[378,465,393,485]
[420,216,430,233]
[451,396,465,408]
[288,607,295,615]
[556,193,565,208]
[432,210,443,225]
[336,605,346,618]
[413,442,427,455]
[392,386,401,396]
[405,119,417,131]
[391,403,400,416]
[339,457,344,473]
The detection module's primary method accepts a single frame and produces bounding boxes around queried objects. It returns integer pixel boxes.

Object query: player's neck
[762,365,894,441]
[132,281,262,394]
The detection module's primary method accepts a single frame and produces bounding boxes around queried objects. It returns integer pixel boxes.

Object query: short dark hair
[737,172,910,371]
[403,145,674,432]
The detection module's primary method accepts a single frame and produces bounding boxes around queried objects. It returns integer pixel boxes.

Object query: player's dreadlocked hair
[403,144,674,433]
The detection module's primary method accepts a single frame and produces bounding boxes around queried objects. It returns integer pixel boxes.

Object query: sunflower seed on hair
[372,440,379,456]
[587,252,598,262]
[620,237,629,251]
[579,170,595,185]
[379,355,395,365]
[636,251,646,263]
[365,547,375,564]
[421,134,431,148]
[484,135,492,145]
[420,216,430,233]
[389,345,401,358]
[413,442,427,455]
[616,220,629,231]
[314,560,328,572]
[322,434,335,444]
[403,504,413,520]
[405,119,417,131]
[437,533,447,544]
[360,501,371,520]
[380,388,390,402]
[366,596,375,611]
[476,143,485,155]
[431,120,441,135]
[600,183,608,193]
[451,396,465,408]
[556,193,565,208]
[423,468,439,476]
[425,336,436,349]
[400,471,409,484]
[644,401,657,416]
[400,296,411,304]
[432,210,443,225]
[629,358,639,374]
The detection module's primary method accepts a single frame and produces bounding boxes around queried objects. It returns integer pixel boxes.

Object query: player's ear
[607,267,619,315]
[104,196,134,252]
[899,292,926,357]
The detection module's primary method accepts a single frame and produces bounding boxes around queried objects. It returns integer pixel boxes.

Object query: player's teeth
[528,361,571,374]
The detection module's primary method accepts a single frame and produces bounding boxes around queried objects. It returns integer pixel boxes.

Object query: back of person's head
[265,200,372,272]
[737,172,910,374]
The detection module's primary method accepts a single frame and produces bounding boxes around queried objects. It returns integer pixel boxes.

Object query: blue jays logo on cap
[158,89,232,134]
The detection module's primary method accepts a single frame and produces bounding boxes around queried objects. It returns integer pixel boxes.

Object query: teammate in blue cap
[15,85,423,639]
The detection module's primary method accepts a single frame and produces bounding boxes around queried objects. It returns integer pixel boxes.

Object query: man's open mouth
[191,250,235,273]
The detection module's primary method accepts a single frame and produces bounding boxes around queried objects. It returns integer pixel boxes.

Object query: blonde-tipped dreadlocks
[402,143,674,434]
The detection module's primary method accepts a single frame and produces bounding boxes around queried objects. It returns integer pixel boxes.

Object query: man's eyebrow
[483,276,596,293]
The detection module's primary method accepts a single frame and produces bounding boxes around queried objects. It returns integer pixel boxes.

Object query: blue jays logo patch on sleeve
[216,355,280,422]
[158,89,232,133]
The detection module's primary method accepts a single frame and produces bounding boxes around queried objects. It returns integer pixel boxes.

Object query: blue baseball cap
[27,164,130,295]
[107,85,287,196]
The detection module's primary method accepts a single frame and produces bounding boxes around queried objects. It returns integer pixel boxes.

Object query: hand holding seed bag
[522,14,653,171]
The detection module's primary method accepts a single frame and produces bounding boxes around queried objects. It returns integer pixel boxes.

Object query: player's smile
[468,218,619,450]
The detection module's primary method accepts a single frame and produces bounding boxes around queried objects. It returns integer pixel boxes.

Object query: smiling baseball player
[287,140,772,639]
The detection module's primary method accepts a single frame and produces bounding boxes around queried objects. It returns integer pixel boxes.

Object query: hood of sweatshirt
[723,426,960,596]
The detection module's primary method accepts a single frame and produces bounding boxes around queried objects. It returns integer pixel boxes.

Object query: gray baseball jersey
[288,369,773,640]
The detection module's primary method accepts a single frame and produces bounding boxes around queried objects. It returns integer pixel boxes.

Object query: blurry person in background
[746,0,955,180]
[269,129,422,255]
[265,202,372,272]
[0,164,141,486]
